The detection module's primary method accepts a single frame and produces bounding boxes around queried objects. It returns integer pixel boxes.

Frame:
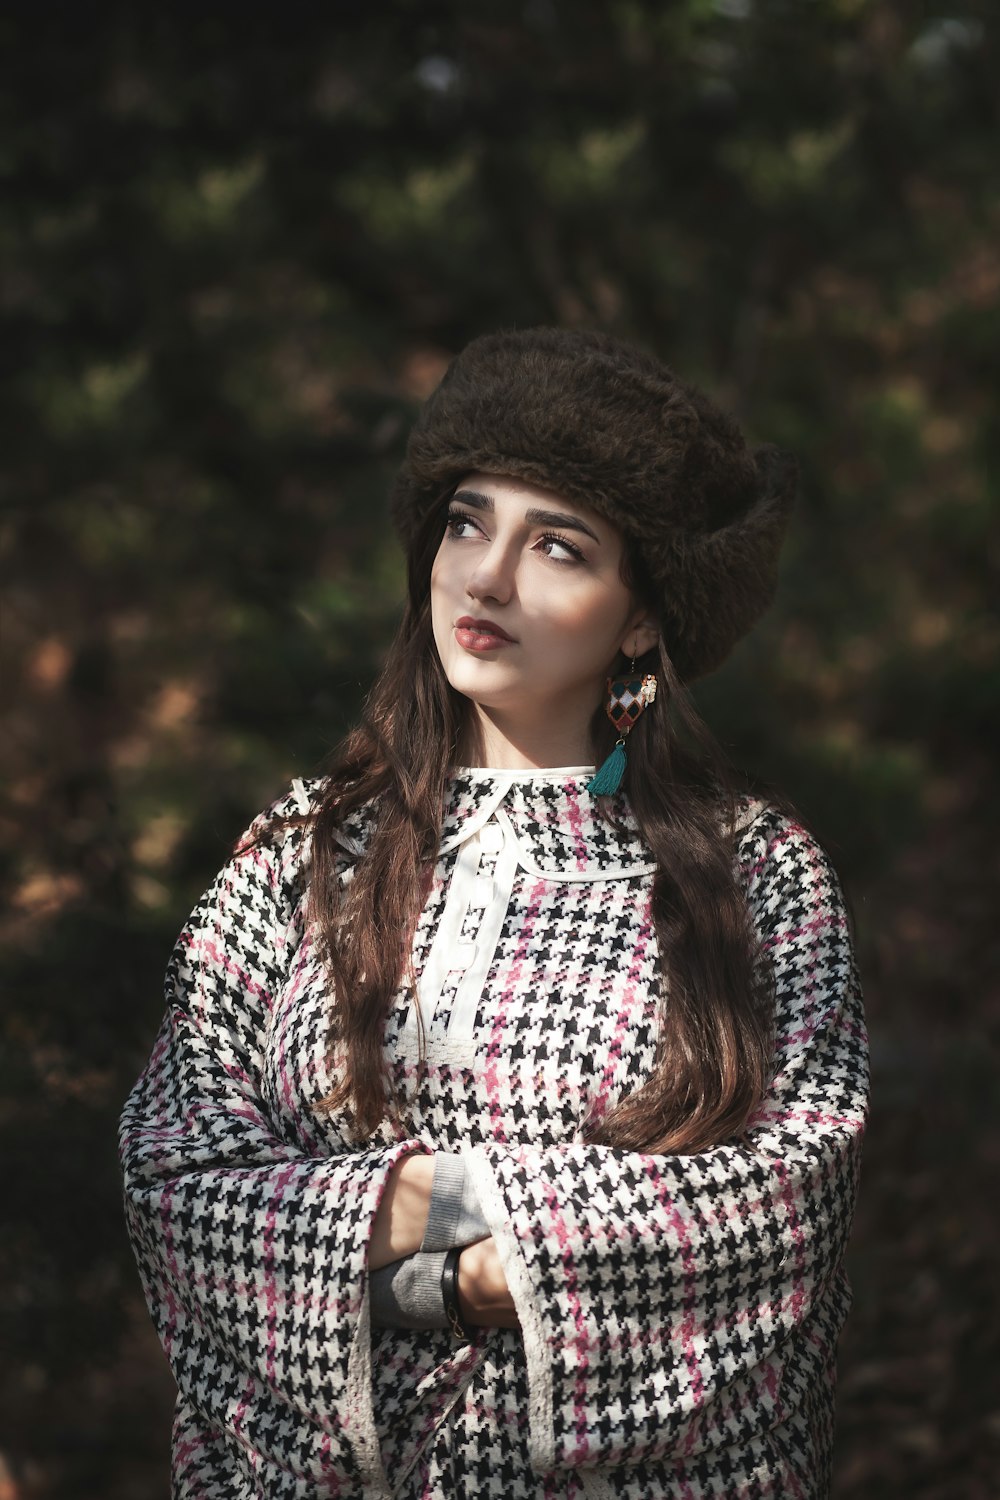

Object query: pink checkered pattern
[120,771,868,1498]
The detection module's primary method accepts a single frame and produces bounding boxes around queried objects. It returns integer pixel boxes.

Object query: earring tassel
[586,740,627,796]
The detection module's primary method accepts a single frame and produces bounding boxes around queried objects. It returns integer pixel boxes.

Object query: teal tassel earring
[586,652,657,797]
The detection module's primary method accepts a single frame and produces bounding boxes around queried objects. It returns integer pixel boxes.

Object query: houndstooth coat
[119,767,869,1499]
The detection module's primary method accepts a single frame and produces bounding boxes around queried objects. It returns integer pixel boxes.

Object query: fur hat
[390,326,798,682]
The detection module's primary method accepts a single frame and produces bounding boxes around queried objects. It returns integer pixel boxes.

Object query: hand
[367,1153,435,1270]
[457,1237,520,1330]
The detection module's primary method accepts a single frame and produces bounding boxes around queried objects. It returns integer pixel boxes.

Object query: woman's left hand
[457,1238,520,1329]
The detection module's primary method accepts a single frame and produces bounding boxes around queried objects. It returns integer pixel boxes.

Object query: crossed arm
[368,1152,519,1329]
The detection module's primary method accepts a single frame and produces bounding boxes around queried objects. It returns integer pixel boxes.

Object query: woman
[120,327,869,1499]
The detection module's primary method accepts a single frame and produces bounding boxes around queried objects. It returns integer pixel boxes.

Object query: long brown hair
[295,488,795,1154]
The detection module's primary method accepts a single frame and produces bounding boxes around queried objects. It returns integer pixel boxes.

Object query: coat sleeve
[118,790,427,1490]
[463,812,869,1480]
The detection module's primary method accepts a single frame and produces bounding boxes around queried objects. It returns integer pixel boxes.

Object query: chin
[444,669,513,711]
[449,683,505,711]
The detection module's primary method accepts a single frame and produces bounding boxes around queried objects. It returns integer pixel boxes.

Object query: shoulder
[733,801,850,932]
[241,773,381,864]
[236,776,324,854]
[222,777,330,906]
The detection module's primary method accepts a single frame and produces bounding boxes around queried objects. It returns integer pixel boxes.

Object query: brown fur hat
[390,326,798,682]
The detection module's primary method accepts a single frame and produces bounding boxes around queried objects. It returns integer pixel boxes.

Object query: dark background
[1,5,997,1496]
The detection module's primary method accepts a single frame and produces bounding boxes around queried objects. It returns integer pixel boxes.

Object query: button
[478,822,504,852]
[468,877,495,908]
[448,942,477,969]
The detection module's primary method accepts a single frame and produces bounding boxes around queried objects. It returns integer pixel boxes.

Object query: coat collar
[435,766,653,878]
[314,767,764,883]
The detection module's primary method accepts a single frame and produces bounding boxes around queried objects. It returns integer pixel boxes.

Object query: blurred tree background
[1,2,997,1495]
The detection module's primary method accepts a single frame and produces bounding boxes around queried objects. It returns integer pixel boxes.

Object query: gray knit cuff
[420,1152,490,1252]
[369,1155,491,1331]
[369,1250,449,1330]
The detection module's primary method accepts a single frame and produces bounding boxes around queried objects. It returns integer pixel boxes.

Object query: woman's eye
[538,532,584,564]
[445,510,480,538]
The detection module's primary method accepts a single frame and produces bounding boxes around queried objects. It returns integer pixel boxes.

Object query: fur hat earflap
[390,326,798,681]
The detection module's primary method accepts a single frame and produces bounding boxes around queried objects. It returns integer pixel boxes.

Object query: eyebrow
[451,488,601,544]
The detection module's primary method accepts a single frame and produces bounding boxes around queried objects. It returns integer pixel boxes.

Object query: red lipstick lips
[454,616,516,651]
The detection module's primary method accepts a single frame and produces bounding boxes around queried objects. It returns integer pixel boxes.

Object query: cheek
[429,554,449,648]
[429,549,452,614]
[526,583,628,649]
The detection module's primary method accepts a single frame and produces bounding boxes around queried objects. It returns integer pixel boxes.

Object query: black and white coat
[119,767,869,1498]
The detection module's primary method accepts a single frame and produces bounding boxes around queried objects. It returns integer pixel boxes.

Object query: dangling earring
[586,643,657,797]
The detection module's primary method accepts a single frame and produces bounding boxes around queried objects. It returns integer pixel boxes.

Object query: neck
[461,704,596,770]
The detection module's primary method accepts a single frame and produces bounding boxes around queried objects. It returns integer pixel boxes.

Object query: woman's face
[430,471,659,745]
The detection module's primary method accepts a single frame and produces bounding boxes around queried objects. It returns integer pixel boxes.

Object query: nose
[465,535,517,604]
